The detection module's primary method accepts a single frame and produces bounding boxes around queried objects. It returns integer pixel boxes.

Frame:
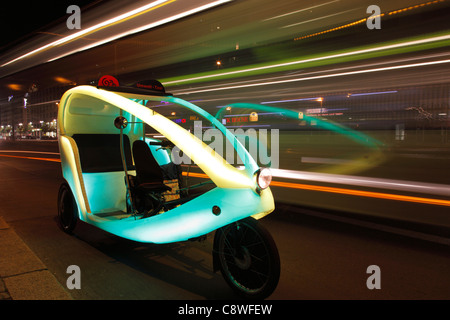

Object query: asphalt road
[0,140,449,301]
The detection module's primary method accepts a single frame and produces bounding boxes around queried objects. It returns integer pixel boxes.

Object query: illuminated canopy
[57,84,274,243]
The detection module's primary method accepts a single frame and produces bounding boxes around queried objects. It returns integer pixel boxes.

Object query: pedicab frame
[57,81,279,298]
[58,86,274,243]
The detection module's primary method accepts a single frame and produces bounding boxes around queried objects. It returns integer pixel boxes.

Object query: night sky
[0,1,103,53]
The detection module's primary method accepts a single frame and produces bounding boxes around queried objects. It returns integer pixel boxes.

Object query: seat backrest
[132,140,165,184]
[72,134,133,173]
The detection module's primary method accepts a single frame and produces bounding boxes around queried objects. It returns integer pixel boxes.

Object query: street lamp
[316,97,324,114]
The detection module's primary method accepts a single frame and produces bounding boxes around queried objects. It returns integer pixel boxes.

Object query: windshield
[117,92,260,175]
[59,85,261,189]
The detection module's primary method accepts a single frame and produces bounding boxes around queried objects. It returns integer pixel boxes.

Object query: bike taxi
[57,76,280,299]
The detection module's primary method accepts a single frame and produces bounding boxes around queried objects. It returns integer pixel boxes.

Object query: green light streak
[216,102,382,148]
[161,31,450,87]
[216,102,386,175]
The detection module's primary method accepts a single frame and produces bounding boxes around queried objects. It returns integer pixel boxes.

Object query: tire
[57,183,78,234]
[214,217,280,299]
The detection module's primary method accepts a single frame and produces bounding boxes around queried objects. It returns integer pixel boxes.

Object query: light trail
[168,50,450,95]
[270,180,450,207]
[0,150,60,155]
[0,153,61,162]
[48,0,232,63]
[172,58,450,95]
[262,0,341,21]
[180,171,450,207]
[270,168,450,197]
[2,152,449,207]
[281,8,359,29]
[2,0,233,66]
[293,0,445,40]
[1,0,174,67]
[162,33,450,86]
[47,0,234,63]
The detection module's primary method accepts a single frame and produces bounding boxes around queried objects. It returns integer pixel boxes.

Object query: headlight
[256,168,272,190]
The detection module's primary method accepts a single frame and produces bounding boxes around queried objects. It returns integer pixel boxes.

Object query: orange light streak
[182,172,209,179]
[0,154,61,162]
[294,0,445,41]
[2,155,449,207]
[270,181,450,207]
[182,172,450,207]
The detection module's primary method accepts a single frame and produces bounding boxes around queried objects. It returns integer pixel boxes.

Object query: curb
[0,216,72,300]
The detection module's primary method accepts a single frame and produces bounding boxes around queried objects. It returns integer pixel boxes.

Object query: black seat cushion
[72,134,133,173]
[132,140,171,192]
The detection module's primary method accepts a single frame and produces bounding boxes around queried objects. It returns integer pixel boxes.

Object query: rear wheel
[57,183,78,234]
[214,217,280,299]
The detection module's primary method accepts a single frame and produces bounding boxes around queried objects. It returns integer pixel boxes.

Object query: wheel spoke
[249,252,267,263]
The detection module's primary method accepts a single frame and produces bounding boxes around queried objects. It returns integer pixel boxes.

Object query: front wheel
[214,217,280,299]
[57,183,78,234]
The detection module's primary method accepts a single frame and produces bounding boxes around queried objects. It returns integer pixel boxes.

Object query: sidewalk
[0,216,72,300]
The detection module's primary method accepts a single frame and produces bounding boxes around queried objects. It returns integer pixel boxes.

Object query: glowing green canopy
[58,85,274,243]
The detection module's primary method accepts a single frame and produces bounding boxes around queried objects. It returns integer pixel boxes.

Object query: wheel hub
[234,246,251,270]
